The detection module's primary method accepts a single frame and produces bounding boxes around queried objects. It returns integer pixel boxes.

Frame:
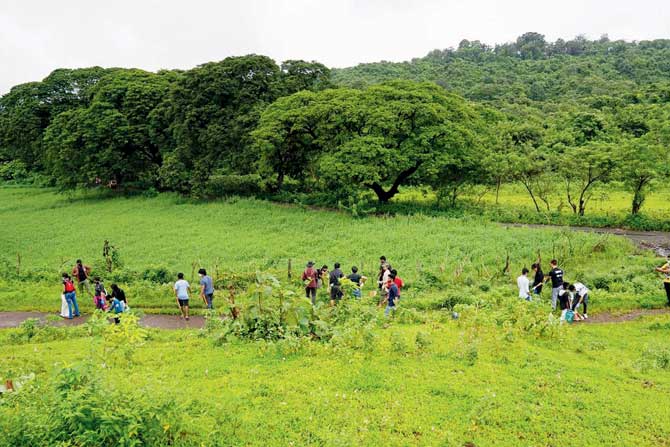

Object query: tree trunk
[521,179,541,212]
[631,177,648,215]
[367,162,422,203]
[495,178,501,205]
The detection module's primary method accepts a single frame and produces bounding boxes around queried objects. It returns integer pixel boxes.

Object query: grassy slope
[0,187,667,313]
[2,318,670,446]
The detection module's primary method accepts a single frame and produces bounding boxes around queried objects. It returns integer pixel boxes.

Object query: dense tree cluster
[1,34,669,215]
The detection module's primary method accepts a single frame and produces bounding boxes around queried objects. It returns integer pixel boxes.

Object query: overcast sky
[1,0,669,94]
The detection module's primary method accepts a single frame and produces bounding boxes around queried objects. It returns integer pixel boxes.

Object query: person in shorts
[545,259,564,311]
[198,268,214,310]
[174,272,191,320]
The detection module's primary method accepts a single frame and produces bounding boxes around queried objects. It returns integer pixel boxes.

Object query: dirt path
[579,308,670,324]
[0,312,206,329]
[502,223,670,256]
[1,308,669,329]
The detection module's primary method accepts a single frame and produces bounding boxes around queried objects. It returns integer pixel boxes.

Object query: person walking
[517,267,531,301]
[655,255,670,307]
[378,256,388,290]
[329,262,344,305]
[198,268,215,310]
[174,273,191,320]
[545,259,564,311]
[384,276,400,316]
[302,261,318,304]
[531,263,544,296]
[391,269,404,301]
[61,273,80,319]
[72,259,93,298]
[569,282,590,318]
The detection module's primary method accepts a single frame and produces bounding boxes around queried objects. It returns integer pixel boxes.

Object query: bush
[205,174,262,198]
[0,160,29,182]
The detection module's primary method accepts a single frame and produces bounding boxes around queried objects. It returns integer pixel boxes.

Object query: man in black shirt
[347,266,363,298]
[545,259,564,311]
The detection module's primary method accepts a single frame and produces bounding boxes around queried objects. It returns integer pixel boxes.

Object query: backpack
[63,279,75,293]
[565,310,575,323]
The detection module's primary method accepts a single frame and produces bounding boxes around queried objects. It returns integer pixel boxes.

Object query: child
[93,277,108,310]
[174,272,191,320]
[61,273,80,319]
[383,277,400,316]
[108,294,126,324]
[391,269,404,302]
[517,267,531,301]
[558,282,572,321]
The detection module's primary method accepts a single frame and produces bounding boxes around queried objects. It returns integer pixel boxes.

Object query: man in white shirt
[569,282,590,318]
[174,272,191,321]
[517,268,531,301]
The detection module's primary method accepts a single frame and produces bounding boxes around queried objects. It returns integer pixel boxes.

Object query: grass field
[0,186,668,314]
[2,314,670,446]
[2,186,670,446]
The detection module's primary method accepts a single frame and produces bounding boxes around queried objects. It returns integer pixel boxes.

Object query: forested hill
[332,33,670,105]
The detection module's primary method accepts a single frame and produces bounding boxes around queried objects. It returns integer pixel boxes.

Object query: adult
[329,262,344,305]
[198,268,215,310]
[174,273,191,320]
[61,273,80,319]
[71,259,93,298]
[531,263,544,296]
[545,259,564,311]
[378,263,392,290]
[655,255,670,307]
[569,282,590,318]
[378,256,388,290]
[517,267,531,301]
[302,261,318,304]
[347,266,363,298]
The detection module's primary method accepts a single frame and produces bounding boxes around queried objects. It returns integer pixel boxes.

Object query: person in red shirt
[391,269,404,300]
[301,261,318,305]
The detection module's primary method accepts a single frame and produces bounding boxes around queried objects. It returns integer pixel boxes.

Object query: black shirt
[533,268,544,292]
[549,268,564,288]
[329,269,343,287]
[76,264,87,282]
[347,273,362,286]
[110,288,126,303]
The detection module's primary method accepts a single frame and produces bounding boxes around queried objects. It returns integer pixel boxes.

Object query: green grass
[2,315,670,446]
[0,186,668,313]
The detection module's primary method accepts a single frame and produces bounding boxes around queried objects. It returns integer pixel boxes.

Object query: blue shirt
[200,275,214,294]
[388,283,399,307]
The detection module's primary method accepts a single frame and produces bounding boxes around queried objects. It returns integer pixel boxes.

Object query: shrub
[205,174,262,197]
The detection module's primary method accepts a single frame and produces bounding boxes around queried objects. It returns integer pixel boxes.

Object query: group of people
[516,259,590,321]
[60,259,127,322]
[301,255,404,316]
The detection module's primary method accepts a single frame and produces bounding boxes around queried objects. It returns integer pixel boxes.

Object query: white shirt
[517,275,530,298]
[573,282,589,297]
[174,279,190,299]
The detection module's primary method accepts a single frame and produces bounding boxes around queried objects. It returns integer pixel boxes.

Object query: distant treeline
[1,33,669,216]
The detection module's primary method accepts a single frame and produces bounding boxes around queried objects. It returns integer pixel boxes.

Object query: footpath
[1,309,669,329]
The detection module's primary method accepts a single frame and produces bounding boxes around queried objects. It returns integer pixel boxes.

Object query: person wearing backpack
[61,273,80,319]
[302,261,318,304]
[71,259,93,298]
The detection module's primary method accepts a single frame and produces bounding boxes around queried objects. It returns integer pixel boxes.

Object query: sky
[1,0,669,94]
